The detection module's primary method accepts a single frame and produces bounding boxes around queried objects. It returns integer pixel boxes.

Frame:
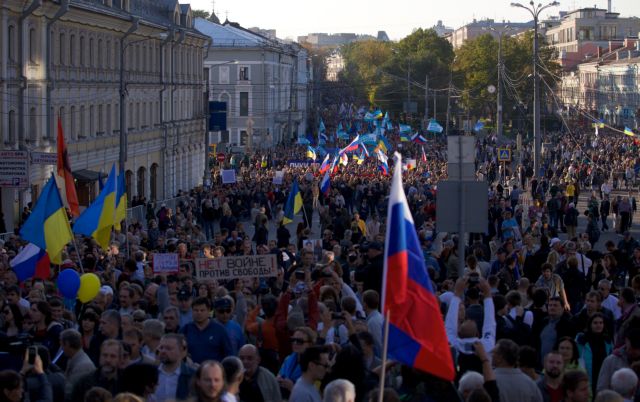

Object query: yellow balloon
[77,273,101,303]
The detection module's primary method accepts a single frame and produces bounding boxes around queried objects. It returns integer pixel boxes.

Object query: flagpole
[378,309,391,402]
[70,236,85,274]
[300,203,311,232]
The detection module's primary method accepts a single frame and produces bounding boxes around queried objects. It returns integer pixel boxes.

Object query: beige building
[446,19,530,49]
[0,0,208,232]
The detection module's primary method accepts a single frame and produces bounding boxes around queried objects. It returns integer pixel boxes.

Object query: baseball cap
[214,297,232,310]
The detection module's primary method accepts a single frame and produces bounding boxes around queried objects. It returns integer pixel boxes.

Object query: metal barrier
[125,196,191,227]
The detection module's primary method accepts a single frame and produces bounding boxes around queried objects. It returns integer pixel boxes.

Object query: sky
[188,0,640,41]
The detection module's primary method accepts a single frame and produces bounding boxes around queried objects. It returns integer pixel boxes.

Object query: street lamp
[511,0,559,177]
[204,59,237,185]
[483,25,515,139]
[119,25,169,173]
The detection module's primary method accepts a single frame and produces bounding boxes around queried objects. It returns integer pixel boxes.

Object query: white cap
[550,237,562,247]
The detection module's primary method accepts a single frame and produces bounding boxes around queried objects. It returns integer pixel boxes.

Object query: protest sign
[152,253,179,274]
[221,169,237,184]
[195,254,278,282]
[273,170,284,185]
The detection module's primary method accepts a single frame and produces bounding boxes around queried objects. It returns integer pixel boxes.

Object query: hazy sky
[189,0,640,40]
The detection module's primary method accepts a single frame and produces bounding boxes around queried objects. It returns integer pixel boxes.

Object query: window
[29,107,37,141]
[8,25,15,62]
[239,92,249,116]
[69,35,75,65]
[70,106,76,139]
[239,66,249,81]
[98,104,103,133]
[79,36,85,66]
[8,110,16,143]
[29,28,37,63]
[106,104,112,134]
[97,39,103,66]
[59,33,66,65]
[89,38,94,67]
[106,40,111,69]
[219,66,229,84]
[79,106,85,138]
[89,105,95,136]
[240,130,247,146]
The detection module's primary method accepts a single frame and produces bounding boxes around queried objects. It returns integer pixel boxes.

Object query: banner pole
[378,309,391,402]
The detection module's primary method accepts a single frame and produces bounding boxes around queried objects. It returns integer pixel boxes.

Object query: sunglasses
[290,337,308,345]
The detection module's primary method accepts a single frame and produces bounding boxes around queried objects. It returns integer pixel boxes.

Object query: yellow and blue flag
[73,164,117,249]
[306,146,317,161]
[592,119,604,128]
[19,174,73,264]
[282,179,303,225]
[114,169,127,231]
[625,127,635,137]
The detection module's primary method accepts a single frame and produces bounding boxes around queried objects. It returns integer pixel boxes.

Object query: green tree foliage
[454,30,560,126]
[192,9,210,19]
[338,29,453,120]
[339,40,394,105]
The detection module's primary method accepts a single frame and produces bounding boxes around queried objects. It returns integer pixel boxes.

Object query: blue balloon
[57,269,81,299]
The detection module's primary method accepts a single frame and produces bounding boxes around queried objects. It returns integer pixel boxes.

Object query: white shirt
[509,307,534,328]
[602,294,622,320]
[154,364,181,402]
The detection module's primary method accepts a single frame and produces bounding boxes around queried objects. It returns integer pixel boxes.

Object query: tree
[339,40,394,105]
[192,9,210,19]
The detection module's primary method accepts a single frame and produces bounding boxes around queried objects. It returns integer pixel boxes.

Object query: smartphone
[295,270,305,280]
[28,346,37,365]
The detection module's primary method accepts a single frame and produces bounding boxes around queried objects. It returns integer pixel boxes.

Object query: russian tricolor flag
[318,154,331,174]
[319,171,330,197]
[10,243,51,282]
[382,153,454,380]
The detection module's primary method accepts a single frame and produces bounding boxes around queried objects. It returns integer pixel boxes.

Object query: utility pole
[424,75,429,129]
[497,32,503,138]
[406,59,411,115]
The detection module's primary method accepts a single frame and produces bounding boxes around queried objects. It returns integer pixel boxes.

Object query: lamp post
[119,28,168,173]
[483,25,515,139]
[204,60,237,185]
[511,0,559,177]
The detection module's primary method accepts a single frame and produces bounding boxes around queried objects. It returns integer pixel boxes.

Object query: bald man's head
[238,344,260,376]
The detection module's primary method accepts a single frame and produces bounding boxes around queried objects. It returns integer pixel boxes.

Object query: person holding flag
[380,152,455,382]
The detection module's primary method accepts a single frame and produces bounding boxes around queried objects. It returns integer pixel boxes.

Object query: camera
[28,346,37,364]
[294,270,305,280]
[468,273,480,287]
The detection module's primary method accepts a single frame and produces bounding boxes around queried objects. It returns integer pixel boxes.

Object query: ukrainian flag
[624,127,635,137]
[114,169,127,231]
[282,179,303,225]
[73,164,117,249]
[306,146,317,161]
[20,175,73,265]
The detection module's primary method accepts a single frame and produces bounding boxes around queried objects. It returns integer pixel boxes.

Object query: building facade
[197,18,310,150]
[559,55,640,129]
[446,19,531,49]
[325,50,344,82]
[0,0,208,232]
[543,7,640,70]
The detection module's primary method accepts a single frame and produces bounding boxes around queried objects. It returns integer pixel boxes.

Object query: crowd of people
[2,108,640,402]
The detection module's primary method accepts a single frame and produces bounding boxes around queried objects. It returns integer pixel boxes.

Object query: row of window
[1,94,203,146]
[4,25,202,80]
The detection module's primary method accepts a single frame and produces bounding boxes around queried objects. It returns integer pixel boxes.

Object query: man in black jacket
[154,334,195,401]
[69,339,124,401]
[534,296,574,362]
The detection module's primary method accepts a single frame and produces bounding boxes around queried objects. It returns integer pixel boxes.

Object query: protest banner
[221,169,237,184]
[195,254,277,282]
[152,253,179,274]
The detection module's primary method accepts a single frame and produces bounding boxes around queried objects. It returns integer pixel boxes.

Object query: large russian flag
[382,152,455,381]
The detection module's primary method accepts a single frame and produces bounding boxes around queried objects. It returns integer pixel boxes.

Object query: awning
[72,169,102,182]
